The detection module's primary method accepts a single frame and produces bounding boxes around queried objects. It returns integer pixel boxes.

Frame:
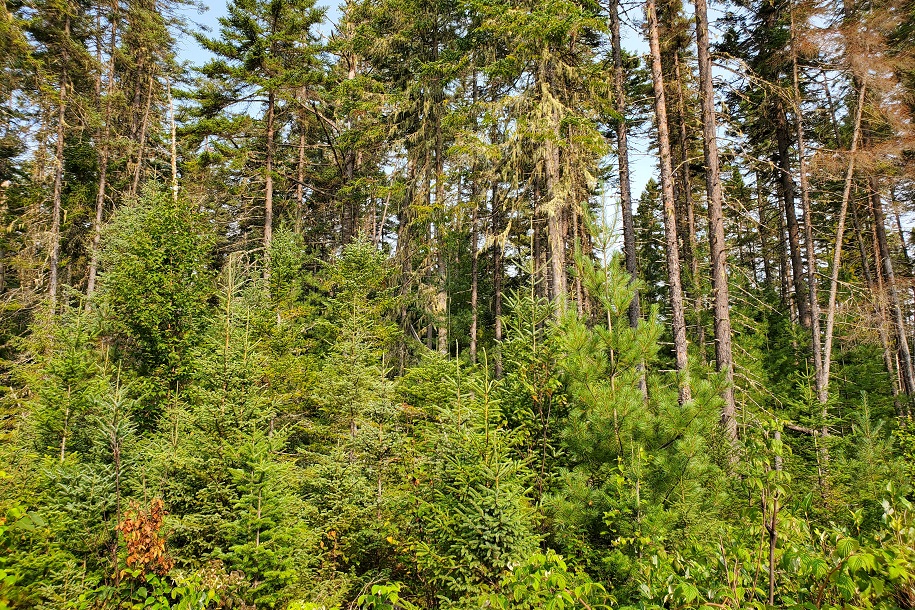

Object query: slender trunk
[87,5,117,300]
[647,0,690,404]
[822,84,865,403]
[264,89,275,276]
[129,78,154,198]
[695,0,736,439]
[546,153,567,309]
[854,201,901,409]
[295,92,307,235]
[674,53,705,361]
[610,0,640,328]
[470,202,478,363]
[49,17,70,313]
[169,79,177,202]
[790,15,826,406]
[757,174,773,288]
[871,177,915,401]
[778,192,790,306]
[493,183,504,378]
[776,104,809,327]
[436,114,448,354]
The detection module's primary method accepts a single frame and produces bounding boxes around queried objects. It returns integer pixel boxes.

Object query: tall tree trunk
[295,99,306,235]
[822,84,865,405]
[610,0,640,328]
[854,200,901,409]
[435,113,448,354]
[493,183,504,378]
[49,16,70,313]
[694,0,736,439]
[470,202,478,363]
[673,53,705,361]
[776,104,810,328]
[647,0,691,404]
[264,89,275,277]
[790,16,826,406]
[129,77,154,198]
[870,177,915,402]
[168,79,177,202]
[87,4,117,300]
[757,173,773,288]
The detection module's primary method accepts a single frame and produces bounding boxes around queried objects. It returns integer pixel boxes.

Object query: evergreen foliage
[2,0,915,607]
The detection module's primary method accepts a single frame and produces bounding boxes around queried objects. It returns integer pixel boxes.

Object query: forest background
[2,0,915,607]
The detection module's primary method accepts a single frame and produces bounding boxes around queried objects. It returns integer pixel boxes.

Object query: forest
[1,0,915,606]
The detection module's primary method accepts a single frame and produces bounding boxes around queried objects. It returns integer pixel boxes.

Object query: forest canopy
[2,0,915,607]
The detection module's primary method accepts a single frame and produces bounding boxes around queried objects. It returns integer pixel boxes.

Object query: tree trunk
[757,174,773,288]
[673,53,705,361]
[610,0,640,328]
[790,16,826,406]
[870,177,915,402]
[470,202,478,363]
[169,79,178,202]
[264,89,275,276]
[295,90,307,235]
[493,182,504,378]
[647,0,691,404]
[49,16,70,313]
[87,4,117,300]
[854,200,901,409]
[694,0,736,439]
[776,103,809,327]
[822,84,865,405]
[129,77,154,198]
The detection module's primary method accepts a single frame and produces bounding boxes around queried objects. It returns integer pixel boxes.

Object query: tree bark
[129,77,154,198]
[694,0,736,439]
[776,104,810,327]
[87,4,117,300]
[790,16,826,406]
[295,95,307,235]
[647,0,691,404]
[264,89,275,277]
[673,53,705,361]
[49,16,70,313]
[822,84,865,405]
[610,0,640,329]
[493,182,504,378]
[870,177,915,402]
[169,79,177,202]
[470,201,478,363]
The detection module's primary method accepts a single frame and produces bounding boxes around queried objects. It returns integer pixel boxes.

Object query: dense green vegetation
[2,0,915,607]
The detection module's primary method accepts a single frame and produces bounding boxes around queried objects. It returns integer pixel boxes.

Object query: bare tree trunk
[647,0,691,404]
[871,177,915,401]
[611,0,641,329]
[757,174,773,288]
[609,4,648,399]
[776,104,810,327]
[264,89,275,278]
[493,183,504,378]
[790,16,826,406]
[49,17,70,313]
[694,0,736,439]
[470,202,478,363]
[129,77,154,198]
[295,93,307,235]
[436,115,448,354]
[854,200,901,409]
[87,5,117,300]
[822,84,865,403]
[169,79,177,202]
[673,53,706,361]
